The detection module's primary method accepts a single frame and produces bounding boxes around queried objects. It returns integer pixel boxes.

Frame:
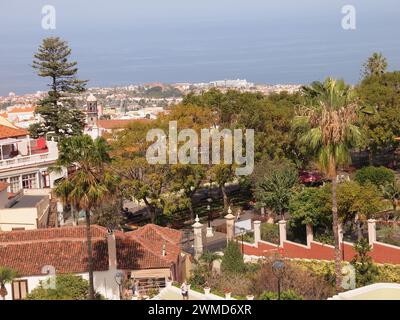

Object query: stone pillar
[368,219,377,246]
[253,220,261,245]
[338,223,343,244]
[260,207,265,216]
[224,206,235,243]
[306,224,313,247]
[192,215,203,259]
[278,220,287,247]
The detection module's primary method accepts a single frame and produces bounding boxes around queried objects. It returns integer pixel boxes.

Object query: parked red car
[299,170,324,186]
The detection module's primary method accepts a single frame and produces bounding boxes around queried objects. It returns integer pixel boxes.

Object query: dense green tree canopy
[357,72,400,153]
[253,158,299,218]
[354,166,395,187]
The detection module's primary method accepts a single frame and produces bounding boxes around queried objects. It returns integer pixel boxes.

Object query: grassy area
[376,224,400,246]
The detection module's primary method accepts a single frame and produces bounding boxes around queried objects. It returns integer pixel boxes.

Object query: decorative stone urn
[204,287,211,295]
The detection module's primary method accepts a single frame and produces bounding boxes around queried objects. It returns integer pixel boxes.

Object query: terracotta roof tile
[8,106,36,113]
[0,124,28,139]
[0,224,181,276]
[126,224,182,264]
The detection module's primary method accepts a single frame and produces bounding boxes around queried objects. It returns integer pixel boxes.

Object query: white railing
[0,150,58,170]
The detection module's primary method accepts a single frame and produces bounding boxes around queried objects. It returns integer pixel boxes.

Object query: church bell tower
[86,93,98,126]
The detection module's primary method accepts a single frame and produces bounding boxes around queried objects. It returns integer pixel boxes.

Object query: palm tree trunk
[357,220,364,241]
[188,202,195,221]
[332,176,342,292]
[71,205,77,226]
[331,176,343,293]
[85,210,95,300]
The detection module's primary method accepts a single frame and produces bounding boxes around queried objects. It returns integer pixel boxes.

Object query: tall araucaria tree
[293,78,366,292]
[31,37,87,139]
[54,135,118,300]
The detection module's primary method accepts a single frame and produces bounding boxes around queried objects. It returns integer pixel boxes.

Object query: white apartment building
[0,117,66,195]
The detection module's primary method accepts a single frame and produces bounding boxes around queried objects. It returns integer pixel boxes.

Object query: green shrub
[260,223,279,244]
[293,259,400,285]
[240,231,254,243]
[351,239,379,287]
[188,265,209,287]
[26,274,103,300]
[221,241,246,274]
[314,231,335,246]
[259,289,303,300]
[354,166,395,187]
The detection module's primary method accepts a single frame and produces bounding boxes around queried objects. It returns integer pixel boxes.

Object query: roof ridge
[0,224,108,242]
[0,237,106,246]
[147,224,181,244]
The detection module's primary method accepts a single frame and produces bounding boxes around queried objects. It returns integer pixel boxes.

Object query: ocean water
[0,0,399,95]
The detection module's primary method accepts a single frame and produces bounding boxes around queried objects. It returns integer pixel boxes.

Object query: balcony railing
[0,150,58,170]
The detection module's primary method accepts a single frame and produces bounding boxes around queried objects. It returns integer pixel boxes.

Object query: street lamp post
[207,198,212,228]
[272,259,285,300]
[206,197,214,238]
[239,227,246,256]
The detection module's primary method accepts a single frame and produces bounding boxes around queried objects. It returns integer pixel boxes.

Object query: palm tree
[54,135,118,299]
[362,52,388,78]
[293,78,364,292]
[381,181,400,217]
[254,159,298,220]
[0,267,18,300]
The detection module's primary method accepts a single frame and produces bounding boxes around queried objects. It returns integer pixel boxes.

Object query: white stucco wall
[0,207,38,231]
[3,270,121,300]
[0,189,8,209]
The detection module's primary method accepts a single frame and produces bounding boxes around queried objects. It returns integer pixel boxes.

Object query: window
[12,280,28,300]
[9,176,20,193]
[42,171,50,188]
[22,173,37,189]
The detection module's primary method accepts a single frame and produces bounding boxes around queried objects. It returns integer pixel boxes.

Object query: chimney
[107,229,117,270]
[162,242,166,257]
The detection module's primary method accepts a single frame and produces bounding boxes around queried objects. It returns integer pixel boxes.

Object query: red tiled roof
[97,119,150,130]
[8,106,36,113]
[116,239,171,270]
[0,224,181,276]
[126,224,182,264]
[0,124,28,139]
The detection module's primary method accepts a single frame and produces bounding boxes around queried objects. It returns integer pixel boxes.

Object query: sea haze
[0,0,399,95]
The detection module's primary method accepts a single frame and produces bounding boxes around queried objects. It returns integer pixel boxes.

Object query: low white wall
[3,270,121,300]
